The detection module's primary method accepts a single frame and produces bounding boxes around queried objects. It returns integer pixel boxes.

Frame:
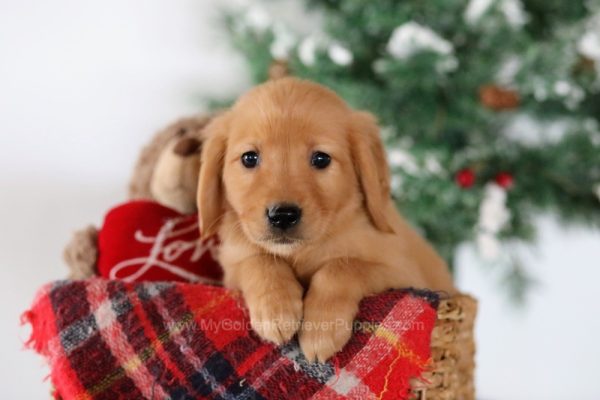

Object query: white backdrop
[1,1,599,399]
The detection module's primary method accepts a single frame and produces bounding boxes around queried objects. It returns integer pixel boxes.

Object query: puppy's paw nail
[300,331,341,363]
[299,301,355,363]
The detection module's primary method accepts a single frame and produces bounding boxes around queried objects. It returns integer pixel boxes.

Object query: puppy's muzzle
[266,204,302,231]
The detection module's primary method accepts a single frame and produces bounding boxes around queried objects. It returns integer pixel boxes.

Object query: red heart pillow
[97,200,222,284]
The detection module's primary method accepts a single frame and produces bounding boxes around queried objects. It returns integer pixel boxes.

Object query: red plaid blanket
[23,279,439,400]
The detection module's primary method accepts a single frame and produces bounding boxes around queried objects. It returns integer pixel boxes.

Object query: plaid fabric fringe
[23,279,438,400]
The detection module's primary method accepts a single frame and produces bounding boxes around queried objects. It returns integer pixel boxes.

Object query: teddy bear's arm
[63,225,99,279]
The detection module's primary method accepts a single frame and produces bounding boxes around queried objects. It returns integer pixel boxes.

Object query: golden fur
[197,78,455,362]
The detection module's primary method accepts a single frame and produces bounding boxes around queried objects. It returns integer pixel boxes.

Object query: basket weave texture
[411,294,477,400]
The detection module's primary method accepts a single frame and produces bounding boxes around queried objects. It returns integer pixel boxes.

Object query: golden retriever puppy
[197,77,455,362]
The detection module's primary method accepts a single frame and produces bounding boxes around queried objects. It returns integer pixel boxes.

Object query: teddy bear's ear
[173,137,202,156]
[197,112,230,238]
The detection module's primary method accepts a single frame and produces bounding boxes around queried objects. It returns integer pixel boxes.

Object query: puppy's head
[198,78,392,255]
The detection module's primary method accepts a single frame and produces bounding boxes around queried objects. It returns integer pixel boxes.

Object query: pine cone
[268,59,290,80]
[572,55,596,76]
[479,84,520,111]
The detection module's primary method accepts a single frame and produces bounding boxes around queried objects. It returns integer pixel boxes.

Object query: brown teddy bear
[63,63,291,280]
[63,114,213,279]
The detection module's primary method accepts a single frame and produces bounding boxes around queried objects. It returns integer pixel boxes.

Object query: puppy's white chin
[262,242,301,256]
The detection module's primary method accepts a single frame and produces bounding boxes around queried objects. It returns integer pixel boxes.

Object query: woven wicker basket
[410,294,478,400]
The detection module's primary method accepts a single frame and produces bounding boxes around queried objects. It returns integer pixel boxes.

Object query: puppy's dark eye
[241,151,259,168]
[311,151,331,169]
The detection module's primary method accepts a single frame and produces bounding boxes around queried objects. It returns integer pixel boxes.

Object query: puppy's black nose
[267,204,302,231]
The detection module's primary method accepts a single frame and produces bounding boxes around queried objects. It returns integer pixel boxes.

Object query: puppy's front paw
[299,296,358,363]
[246,284,303,345]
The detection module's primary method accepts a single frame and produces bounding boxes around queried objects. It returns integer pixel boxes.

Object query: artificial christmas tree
[215,0,600,299]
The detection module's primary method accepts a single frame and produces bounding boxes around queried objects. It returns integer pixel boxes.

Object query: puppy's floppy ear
[197,112,230,238]
[349,111,394,233]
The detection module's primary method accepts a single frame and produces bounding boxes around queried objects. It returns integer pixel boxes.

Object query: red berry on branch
[455,168,476,188]
[495,172,514,189]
